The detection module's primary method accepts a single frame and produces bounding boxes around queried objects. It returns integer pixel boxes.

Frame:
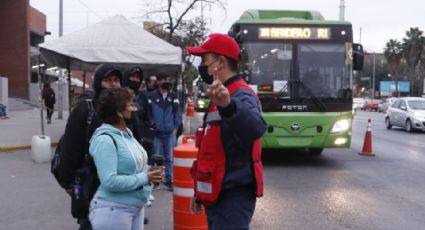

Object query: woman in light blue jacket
[89,88,162,230]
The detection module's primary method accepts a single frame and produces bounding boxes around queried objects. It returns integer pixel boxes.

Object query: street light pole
[339,0,345,21]
[57,0,64,119]
[372,52,376,99]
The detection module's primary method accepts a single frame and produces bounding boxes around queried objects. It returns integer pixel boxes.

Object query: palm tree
[402,27,425,95]
[384,39,403,96]
[419,43,425,96]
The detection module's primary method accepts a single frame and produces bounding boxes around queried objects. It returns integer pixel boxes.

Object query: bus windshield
[298,44,351,99]
[240,42,352,100]
[240,43,292,98]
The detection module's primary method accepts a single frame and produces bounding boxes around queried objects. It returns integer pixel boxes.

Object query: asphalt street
[0,110,424,229]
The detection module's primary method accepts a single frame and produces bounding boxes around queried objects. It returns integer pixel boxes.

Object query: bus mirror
[353,43,364,71]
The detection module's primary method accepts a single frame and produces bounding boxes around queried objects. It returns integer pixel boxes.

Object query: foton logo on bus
[282,105,309,111]
[259,27,331,40]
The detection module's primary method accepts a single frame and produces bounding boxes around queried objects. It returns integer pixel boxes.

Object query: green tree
[402,27,425,95]
[384,39,403,96]
[419,43,425,96]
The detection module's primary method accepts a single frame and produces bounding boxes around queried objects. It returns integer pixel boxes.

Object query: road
[251,110,425,230]
[0,110,424,229]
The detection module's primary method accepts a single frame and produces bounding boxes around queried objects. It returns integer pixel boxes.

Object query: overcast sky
[30,0,425,52]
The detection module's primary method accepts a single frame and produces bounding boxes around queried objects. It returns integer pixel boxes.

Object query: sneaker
[144,217,149,225]
[146,200,152,207]
[152,184,160,190]
[165,181,173,192]
[149,194,155,201]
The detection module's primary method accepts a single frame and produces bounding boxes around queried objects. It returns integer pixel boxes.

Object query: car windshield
[354,98,365,103]
[408,100,425,110]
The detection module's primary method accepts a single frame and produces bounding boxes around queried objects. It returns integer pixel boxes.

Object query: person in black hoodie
[59,63,126,230]
[123,67,155,159]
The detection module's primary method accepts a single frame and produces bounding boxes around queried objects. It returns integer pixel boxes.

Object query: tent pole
[83,71,86,94]
[67,58,72,111]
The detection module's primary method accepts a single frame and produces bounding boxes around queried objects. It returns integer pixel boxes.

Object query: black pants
[205,187,257,230]
[45,104,54,121]
[78,217,92,230]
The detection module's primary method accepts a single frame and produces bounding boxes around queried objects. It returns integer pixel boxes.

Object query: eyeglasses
[126,103,138,109]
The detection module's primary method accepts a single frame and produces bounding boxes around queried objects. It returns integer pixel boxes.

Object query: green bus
[229,10,364,154]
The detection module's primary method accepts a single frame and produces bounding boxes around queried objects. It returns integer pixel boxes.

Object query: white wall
[0,77,8,113]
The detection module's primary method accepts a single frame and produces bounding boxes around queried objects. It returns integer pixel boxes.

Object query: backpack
[71,132,116,219]
[51,99,95,189]
[50,99,118,218]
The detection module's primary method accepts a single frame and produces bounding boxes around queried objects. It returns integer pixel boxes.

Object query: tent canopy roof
[39,15,182,72]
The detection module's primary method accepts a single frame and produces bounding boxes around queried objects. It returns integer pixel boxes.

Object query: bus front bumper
[262,132,351,149]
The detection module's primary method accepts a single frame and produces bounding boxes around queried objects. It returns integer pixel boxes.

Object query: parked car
[353,98,366,110]
[378,97,397,113]
[385,97,425,132]
[362,99,382,111]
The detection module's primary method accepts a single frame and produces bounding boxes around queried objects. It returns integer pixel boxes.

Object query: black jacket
[58,97,142,186]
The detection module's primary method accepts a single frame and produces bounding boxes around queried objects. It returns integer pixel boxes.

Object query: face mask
[127,80,140,91]
[198,65,213,84]
[161,82,171,91]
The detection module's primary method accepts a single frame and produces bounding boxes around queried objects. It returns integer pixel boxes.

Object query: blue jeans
[89,198,145,230]
[205,187,257,230]
[153,133,176,182]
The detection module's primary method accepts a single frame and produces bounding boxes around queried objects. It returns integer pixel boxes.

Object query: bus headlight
[334,138,348,145]
[198,100,205,108]
[331,119,351,133]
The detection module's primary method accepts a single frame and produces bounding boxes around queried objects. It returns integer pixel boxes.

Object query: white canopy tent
[39,15,182,73]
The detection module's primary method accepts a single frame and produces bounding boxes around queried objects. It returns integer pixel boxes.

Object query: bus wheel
[308,148,323,155]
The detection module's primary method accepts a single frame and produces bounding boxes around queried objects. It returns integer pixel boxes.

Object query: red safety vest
[191,79,264,206]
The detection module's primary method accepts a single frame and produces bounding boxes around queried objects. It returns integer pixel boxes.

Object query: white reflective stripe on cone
[174,157,196,167]
[174,186,194,197]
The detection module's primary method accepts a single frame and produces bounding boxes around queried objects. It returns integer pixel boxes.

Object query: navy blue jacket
[147,90,182,135]
[217,76,266,190]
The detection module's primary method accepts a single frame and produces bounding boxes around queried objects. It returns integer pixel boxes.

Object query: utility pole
[372,52,376,99]
[57,0,64,119]
[339,0,345,20]
[359,27,362,44]
[200,0,204,21]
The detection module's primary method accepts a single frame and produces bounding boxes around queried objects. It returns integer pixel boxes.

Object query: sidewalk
[0,108,69,151]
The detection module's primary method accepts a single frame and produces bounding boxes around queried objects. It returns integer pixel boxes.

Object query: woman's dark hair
[96,88,134,125]
[42,82,52,97]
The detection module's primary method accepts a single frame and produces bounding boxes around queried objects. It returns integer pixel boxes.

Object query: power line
[76,0,103,20]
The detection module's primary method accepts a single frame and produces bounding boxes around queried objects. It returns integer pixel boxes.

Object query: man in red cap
[187,33,266,230]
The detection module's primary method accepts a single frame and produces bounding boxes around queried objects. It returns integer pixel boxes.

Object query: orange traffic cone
[186,98,194,117]
[359,119,374,156]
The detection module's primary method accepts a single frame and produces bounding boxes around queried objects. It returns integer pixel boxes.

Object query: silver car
[385,97,425,132]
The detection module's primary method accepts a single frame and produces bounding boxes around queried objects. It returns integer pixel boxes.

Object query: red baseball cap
[186,33,240,62]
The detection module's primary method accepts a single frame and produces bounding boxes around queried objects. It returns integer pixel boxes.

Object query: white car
[353,98,366,110]
[378,97,396,113]
[385,97,425,132]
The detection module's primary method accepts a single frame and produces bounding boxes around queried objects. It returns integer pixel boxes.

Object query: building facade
[0,0,47,99]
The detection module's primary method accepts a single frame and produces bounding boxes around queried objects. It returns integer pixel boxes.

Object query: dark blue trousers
[205,187,256,230]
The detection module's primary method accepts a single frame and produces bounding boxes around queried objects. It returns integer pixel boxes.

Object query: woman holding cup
[89,87,162,230]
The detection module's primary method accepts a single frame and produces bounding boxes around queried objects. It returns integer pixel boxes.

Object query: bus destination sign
[259,27,331,40]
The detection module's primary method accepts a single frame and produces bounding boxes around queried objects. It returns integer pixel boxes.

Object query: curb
[0,142,59,152]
